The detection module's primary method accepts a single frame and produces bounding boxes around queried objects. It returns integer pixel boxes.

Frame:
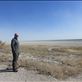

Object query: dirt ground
[0,41,82,81]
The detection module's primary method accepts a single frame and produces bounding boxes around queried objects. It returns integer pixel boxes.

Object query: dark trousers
[12,52,19,71]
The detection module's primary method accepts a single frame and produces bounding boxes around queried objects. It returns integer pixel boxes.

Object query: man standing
[11,33,19,72]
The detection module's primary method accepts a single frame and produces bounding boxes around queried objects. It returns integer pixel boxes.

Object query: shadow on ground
[0,68,13,73]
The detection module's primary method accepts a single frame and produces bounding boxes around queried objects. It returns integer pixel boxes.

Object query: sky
[0,1,82,42]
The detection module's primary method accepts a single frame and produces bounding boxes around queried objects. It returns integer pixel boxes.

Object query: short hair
[14,33,19,37]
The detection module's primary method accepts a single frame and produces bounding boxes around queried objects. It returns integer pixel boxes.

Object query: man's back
[11,38,19,54]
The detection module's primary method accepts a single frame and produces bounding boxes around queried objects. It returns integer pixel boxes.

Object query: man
[11,33,20,72]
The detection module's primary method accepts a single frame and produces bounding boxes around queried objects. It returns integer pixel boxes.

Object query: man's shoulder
[11,38,16,42]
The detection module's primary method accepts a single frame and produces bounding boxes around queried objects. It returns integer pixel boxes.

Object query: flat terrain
[0,65,57,82]
[0,40,82,81]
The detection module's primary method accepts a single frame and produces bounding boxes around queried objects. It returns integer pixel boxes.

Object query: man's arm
[11,39,16,52]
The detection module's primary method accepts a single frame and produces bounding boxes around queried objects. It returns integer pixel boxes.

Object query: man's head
[14,33,19,38]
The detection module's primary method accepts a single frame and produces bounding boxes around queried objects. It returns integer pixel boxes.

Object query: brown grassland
[0,42,82,80]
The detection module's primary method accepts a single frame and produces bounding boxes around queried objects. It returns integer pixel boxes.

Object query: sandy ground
[0,64,82,82]
[21,41,82,47]
[0,64,57,82]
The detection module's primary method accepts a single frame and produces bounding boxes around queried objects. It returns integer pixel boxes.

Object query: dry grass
[19,44,82,80]
[20,45,49,56]
[0,43,82,80]
[19,58,82,80]
[0,42,11,64]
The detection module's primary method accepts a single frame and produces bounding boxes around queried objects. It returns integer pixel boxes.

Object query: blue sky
[0,1,82,42]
